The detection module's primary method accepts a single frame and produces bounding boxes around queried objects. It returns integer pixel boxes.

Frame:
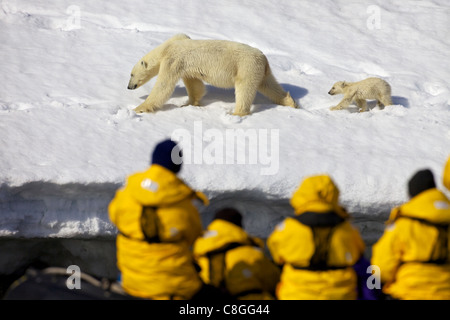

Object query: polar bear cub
[328,77,392,112]
[128,34,298,116]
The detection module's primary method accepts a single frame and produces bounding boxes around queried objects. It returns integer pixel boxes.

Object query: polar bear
[127,34,299,116]
[328,77,392,112]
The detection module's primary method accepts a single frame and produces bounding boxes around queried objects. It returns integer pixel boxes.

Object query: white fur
[328,77,392,112]
[128,34,298,116]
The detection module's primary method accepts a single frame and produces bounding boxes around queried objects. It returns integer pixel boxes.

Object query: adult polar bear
[128,34,299,116]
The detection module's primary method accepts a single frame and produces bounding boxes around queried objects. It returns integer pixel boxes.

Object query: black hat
[408,169,436,198]
[151,139,182,173]
[214,208,242,227]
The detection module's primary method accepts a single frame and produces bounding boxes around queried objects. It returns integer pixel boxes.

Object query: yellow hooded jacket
[193,219,281,300]
[267,175,365,300]
[108,164,208,299]
[371,188,450,300]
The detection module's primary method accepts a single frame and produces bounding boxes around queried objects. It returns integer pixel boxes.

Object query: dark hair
[151,139,182,173]
[408,169,436,198]
[214,208,243,227]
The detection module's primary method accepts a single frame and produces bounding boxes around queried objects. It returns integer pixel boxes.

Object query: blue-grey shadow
[140,83,308,112]
[392,96,410,108]
[280,83,309,100]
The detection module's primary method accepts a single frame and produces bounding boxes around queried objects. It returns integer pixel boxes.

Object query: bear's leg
[378,96,392,108]
[258,73,299,108]
[330,97,352,111]
[355,99,368,112]
[182,78,206,107]
[133,72,179,113]
[376,100,384,109]
[233,79,259,116]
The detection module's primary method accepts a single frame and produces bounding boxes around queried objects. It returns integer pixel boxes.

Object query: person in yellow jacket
[108,139,210,300]
[371,169,450,300]
[267,174,366,300]
[193,208,281,300]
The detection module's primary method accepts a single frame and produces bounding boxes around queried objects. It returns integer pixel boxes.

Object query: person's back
[267,175,365,300]
[108,139,208,299]
[371,169,450,300]
[193,208,280,300]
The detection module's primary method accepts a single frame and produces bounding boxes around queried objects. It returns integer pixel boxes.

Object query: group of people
[108,139,450,300]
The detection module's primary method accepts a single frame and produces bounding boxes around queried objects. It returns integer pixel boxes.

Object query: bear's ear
[141,60,148,69]
[341,81,347,87]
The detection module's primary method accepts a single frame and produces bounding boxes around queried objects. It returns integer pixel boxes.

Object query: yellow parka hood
[444,156,450,191]
[290,175,349,219]
[194,219,263,256]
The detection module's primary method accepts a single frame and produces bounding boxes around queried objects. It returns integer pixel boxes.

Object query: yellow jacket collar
[388,188,450,224]
[127,164,208,206]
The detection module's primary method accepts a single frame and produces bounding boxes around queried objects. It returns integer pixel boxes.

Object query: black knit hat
[151,139,182,173]
[408,169,436,198]
[214,208,243,227]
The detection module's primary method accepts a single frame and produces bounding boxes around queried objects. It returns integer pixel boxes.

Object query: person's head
[213,208,243,228]
[151,139,182,173]
[408,169,436,198]
[290,174,344,215]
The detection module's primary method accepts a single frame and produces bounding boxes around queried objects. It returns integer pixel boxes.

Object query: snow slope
[1,0,449,278]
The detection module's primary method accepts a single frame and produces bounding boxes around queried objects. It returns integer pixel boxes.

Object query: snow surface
[1,0,449,278]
